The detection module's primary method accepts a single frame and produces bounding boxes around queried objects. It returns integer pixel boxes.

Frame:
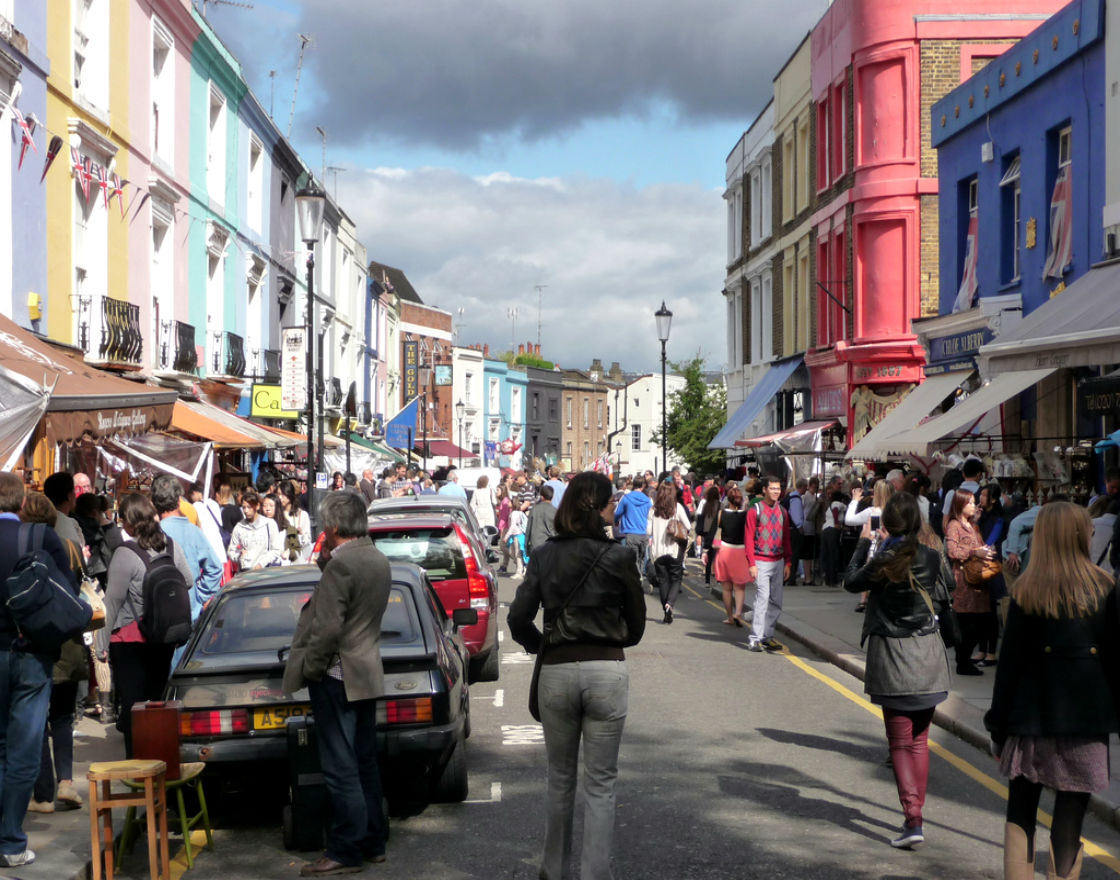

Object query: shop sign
[928,328,993,370]
[281,328,306,412]
[850,384,914,445]
[813,386,846,418]
[43,403,175,445]
[854,365,906,380]
[434,364,452,386]
[1081,373,1120,415]
[251,384,300,420]
[403,340,419,399]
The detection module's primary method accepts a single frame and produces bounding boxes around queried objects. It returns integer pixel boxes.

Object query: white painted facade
[612,373,686,477]
[451,345,485,462]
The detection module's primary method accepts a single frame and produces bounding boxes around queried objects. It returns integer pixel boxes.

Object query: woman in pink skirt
[985,502,1120,880]
[713,483,750,626]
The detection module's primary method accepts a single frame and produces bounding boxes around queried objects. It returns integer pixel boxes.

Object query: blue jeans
[620,534,646,583]
[307,676,387,866]
[538,660,628,880]
[0,649,53,854]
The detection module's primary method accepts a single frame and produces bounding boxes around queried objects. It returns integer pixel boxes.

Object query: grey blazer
[282,536,391,702]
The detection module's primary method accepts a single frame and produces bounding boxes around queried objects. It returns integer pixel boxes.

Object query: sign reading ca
[251,384,300,420]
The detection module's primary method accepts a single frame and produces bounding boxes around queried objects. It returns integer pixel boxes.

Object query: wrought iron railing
[172,321,198,373]
[223,331,245,378]
[327,377,343,407]
[262,348,281,379]
[97,297,143,367]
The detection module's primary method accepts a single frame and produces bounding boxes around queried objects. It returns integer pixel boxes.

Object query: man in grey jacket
[283,492,391,875]
[525,485,557,558]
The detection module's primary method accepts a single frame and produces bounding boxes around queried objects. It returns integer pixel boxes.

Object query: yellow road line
[685,582,1120,872]
[169,829,213,880]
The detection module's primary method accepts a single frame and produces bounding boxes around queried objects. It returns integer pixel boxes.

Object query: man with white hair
[438,470,467,499]
[885,469,906,493]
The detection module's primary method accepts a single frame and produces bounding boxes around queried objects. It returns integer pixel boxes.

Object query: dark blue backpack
[4,523,91,651]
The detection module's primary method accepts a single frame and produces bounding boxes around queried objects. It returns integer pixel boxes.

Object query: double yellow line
[683,582,1120,873]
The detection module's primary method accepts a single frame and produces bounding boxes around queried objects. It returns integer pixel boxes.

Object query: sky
[203,0,831,374]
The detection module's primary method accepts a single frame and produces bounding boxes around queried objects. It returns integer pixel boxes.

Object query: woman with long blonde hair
[845,479,895,613]
[985,502,1119,880]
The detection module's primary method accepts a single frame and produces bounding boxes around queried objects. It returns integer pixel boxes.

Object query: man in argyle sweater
[744,476,793,652]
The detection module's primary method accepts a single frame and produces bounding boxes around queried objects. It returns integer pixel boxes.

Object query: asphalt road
[112,572,1120,880]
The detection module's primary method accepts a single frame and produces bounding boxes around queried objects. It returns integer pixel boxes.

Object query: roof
[368,261,423,305]
[367,512,456,529]
[221,561,427,592]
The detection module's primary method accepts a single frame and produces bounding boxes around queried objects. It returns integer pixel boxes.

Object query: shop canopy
[0,363,51,470]
[735,420,838,452]
[872,368,1055,458]
[707,356,803,449]
[340,430,405,462]
[0,313,177,445]
[421,439,474,460]
[170,399,305,450]
[980,260,1120,373]
[846,371,974,461]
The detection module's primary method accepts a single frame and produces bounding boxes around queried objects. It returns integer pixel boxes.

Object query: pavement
[680,556,1120,834]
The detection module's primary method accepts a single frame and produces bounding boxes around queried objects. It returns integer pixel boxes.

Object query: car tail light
[180,709,250,736]
[454,524,491,610]
[378,697,434,725]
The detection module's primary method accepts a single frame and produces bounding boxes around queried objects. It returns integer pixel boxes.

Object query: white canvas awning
[846,372,973,460]
[0,363,51,470]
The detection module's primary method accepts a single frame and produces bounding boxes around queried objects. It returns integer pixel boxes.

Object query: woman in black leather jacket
[508,471,647,880]
[843,492,953,851]
[985,502,1119,880]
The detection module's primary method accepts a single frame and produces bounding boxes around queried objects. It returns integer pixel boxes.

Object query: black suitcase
[282,716,330,851]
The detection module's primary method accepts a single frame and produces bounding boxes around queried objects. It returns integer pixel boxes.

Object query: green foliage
[651,356,727,476]
[495,351,555,370]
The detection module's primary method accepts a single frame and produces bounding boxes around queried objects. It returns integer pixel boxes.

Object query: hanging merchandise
[41,135,62,184]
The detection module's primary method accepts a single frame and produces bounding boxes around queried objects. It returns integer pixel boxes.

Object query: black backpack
[4,523,91,651]
[120,538,192,646]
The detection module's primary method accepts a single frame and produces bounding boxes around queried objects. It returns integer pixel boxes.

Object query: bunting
[110,174,126,218]
[41,136,62,184]
[11,107,37,170]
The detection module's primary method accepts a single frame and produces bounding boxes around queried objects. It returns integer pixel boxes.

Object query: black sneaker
[890,823,924,849]
[762,638,782,652]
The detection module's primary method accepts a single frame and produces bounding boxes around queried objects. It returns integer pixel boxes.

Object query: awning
[170,399,305,450]
[421,439,474,460]
[874,368,1055,457]
[339,430,405,462]
[736,420,838,451]
[264,425,343,449]
[846,371,973,460]
[0,313,177,444]
[981,260,1120,372]
[708,356,803,449]
[0,363,50,470]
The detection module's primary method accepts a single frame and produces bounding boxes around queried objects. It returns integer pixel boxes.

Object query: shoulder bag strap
[907,568,937,619]
[555,543,614,616]
[1097,540,1111,568]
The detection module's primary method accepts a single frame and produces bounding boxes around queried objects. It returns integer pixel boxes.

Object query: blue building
[483,355,528,469]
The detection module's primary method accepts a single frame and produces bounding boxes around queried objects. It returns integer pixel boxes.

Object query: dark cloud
[285,0,829,150]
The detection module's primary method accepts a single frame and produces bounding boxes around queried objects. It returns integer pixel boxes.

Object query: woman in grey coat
[843,491,954,851]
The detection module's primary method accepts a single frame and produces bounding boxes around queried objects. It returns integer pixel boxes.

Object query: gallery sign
[251,384,300,421]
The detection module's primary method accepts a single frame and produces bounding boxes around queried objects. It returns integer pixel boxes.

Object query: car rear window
[368,528,467,582]
[189,585,422,667]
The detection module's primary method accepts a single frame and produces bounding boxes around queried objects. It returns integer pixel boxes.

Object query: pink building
[806,0,1067,447]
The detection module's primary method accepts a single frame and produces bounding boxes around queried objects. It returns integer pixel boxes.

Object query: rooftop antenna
[315,127,327,182]
[288,33,312,138]
[534,284,548,349]
[200,0,254,15]
[326,165,345,200]
[507,307,519,353]
[268,70,276,118]
[454,307,465,343]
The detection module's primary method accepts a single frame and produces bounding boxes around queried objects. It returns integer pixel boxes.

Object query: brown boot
[1003,824,1033,880]
[1048,844,1083,880]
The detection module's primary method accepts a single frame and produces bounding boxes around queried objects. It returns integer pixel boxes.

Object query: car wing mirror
[277,645,291,663]
[451,608,478,628]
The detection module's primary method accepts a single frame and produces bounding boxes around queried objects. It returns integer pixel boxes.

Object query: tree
[651,356,727,476]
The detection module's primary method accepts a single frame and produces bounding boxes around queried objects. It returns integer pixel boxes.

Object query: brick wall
[771,253,784,356]
[772,133,784,234]
[919,194,940,316]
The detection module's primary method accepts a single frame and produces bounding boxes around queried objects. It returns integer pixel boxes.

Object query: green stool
[118,762,213,868]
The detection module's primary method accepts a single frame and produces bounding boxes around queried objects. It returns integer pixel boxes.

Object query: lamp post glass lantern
[654,301,672,476]
[296,182,326,526]
[455,399,466,470]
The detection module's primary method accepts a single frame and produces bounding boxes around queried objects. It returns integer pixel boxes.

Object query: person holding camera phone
[845,480,895,612]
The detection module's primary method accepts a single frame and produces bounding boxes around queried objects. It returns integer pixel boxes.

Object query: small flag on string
[95,163,110,208]
[73,150,89,201]
[41,135,63,184]
[82,157,95,204]
[110,174,125,217]
[11,107,37,170]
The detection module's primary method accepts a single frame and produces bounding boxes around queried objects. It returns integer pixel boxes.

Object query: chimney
[518,343,525,355]
[483,344,490,358]
[609,361,622,380]
[535,343,541,357]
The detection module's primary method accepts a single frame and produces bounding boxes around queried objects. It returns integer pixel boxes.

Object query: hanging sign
[281,327,307,412]
[403,340,419,400]
[251,384,300,420]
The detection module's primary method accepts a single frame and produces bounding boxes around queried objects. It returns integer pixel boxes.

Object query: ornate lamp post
[455,399,466,470]
[654,301,673,476]
[296,181,326,526]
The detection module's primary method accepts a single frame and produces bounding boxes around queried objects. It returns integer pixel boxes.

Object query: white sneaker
[26,799,54,813]
[0,849,36,866]
[57,781,82,807]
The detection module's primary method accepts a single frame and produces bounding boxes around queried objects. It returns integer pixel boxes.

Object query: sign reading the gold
[251,384,300,420]
[403,340,419,400]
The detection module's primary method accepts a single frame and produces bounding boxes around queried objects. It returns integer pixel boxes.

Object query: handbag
[528,543,613,722]
[962,555,1002,586]
[67,542,106,632]
[908,569,959,649]
[666,517,690,544]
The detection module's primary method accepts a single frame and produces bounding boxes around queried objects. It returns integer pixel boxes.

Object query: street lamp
[615,440,622,478]
[296,180,326,527]
[455,399,466,470]
[654,301,672,476]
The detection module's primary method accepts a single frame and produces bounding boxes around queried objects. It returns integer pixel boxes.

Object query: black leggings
[955,612,986,668]
[1006,776,1089,875]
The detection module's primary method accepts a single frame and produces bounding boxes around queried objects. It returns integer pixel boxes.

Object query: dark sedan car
[165,562,473,802]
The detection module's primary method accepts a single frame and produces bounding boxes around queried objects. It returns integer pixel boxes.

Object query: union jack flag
[110,174,125,217]
[1042,165,1073,280]
[10,107,36,170]
[952,214,979,313]
[95,163,111,208]
[73,149,90,202]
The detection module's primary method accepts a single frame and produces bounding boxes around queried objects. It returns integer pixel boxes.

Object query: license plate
[253,704,311,730]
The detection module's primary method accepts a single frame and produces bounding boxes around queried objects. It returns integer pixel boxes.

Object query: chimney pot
[518,344,525,355]
[483,344,490,357]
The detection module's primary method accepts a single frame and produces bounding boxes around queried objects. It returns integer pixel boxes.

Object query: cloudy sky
[203,0,830,373]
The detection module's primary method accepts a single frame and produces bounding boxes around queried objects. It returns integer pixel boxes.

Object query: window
[955,176,980,310]
[465,372,473,403]
[151,18,174,166]
[72,146,111,354]
[583,441,590,467]
[489,378,499,413]
[247,136,264,233]
[73,0,108,112]
[830,77,846,181]
[631,424,641,451]
[565,397,572,428]
[511,387,521,421]
[149,210,174,368]
[782,136,794,223]
[1042,126,1073,280]
[1000,154,1021,283]
[582,398,589,429]
[596,399,603,428]
[207,84,226,205]
[750,167,762,247]
[750,277,762,363]
[816,98,829,190]
[245,254,266,376]
[1058,126,1072,167]
[783,260,795,357]
[761,273,773,361]
[797,248,810,352]
[796,115,810,212]
[549,397,558,420]
[532,392,539,420]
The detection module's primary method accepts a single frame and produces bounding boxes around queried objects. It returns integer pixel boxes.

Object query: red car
[366,512,499,682]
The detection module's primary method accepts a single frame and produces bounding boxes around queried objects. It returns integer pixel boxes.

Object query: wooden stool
[119,762,213,868]
[87,759,170,880]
